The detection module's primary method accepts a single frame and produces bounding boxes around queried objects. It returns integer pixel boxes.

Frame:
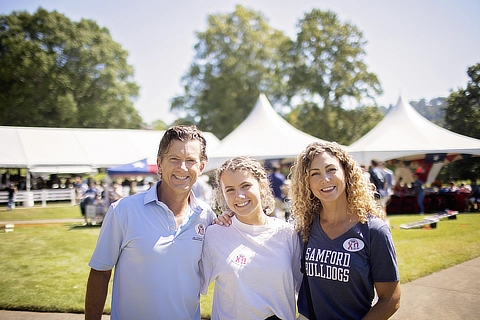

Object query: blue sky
[2,0,479,124]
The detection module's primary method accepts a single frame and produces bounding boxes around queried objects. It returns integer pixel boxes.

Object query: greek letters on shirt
[305,238,364,283]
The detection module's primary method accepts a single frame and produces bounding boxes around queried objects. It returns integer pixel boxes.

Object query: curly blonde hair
[211,156,276,216]
[290,141,383,242]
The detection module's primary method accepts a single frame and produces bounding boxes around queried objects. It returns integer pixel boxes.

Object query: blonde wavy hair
[211,156,276,216]
[290,142,383,242]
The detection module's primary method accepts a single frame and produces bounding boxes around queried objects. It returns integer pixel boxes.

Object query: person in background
[360,164,371,183]
[192,174,213,203]
[129,180,138,195]
[380,162,395,196]
[393,177,407,196]
[85,125,216,320]
[73,175,85,204]
[458,182,469,193]
[394,161,414,188]
[465,179,480,212]
[379,161,395,216]
[268,162,287,220]
[412,173,425,214]
[290,141,401,320]
[369,159,388,216]
[6,182,17,210]
[200,156,301,320]
[79,179,99,217]
[447,181,459,193]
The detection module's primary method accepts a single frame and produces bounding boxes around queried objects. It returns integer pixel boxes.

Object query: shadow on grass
[69,223,102,230]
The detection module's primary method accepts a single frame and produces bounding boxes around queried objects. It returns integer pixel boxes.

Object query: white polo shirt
[89,182,216,320]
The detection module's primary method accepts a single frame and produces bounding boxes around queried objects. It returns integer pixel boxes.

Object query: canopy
[107,158,157,176]
[205,94,327,171]
[0,126,220,175]
[348,96,480,165]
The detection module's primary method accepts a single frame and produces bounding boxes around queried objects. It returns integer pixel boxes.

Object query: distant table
[387,193,468,214]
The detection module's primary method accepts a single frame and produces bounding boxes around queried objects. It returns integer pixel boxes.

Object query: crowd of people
[84,125,402,320]
[359,159,479,215]
[0,172,158,212]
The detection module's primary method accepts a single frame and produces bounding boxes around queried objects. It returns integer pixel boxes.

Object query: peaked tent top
[348,96,480,164]
[206,94,327,171]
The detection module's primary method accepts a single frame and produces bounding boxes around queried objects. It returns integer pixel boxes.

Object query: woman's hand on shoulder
[213,210,234,226]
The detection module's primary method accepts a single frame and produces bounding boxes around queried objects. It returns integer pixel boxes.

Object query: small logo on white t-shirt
[232,253,248,266]
[343,238,364,252]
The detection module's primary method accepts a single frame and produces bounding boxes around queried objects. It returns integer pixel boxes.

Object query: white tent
[205,94,327,171]
[0,126,220,174]
[348,96,480,166]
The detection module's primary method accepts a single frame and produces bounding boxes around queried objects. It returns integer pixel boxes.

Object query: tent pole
[26,169,30,192]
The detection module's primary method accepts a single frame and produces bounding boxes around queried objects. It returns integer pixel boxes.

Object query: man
[85,125,216,320]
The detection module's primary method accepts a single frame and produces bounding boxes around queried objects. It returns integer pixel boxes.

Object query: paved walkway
[1,219,479,319]
[390,256,480,320]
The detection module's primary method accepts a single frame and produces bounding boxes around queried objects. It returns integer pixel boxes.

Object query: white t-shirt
[89,182,216,320]
[200,215,302,320]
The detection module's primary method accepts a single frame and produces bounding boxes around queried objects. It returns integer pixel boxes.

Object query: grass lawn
[1,206,480,318]
[0,204,83,221]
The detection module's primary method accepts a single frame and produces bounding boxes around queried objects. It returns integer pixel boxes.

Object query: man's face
[157,139,205,194]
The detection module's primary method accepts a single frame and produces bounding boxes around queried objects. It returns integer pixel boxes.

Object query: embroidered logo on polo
[343,238,364,252]
[192,223,206,241]
[195,223,206,236]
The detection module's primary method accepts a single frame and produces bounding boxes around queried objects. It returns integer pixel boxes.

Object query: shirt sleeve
[199,227,215,295]
[291,230,303,294]
[369,221,400,282]
[88,203,123,271]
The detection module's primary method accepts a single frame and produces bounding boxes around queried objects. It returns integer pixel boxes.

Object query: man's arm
[85,268,112,320]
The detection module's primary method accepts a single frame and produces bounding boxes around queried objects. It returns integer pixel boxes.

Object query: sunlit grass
[0,204,82,221]
[389,213,480,282]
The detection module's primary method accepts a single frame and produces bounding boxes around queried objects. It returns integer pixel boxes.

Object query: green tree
[0,8,143,128]
[287,102,383,145]
[287,9,383,143]
[150,119,169,130]
[445,63,480,139]
[442,63,480,179]
[410,98,447,127]
[170,5,291,139]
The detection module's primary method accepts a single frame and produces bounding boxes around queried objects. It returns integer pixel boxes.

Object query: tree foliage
[441,63,480,179]
[171,6,384,143]
[171,5,291,139]
[289,9,382,107]
[0,8,143,128]
[287,102,383,145]
[285,9,383,144]
[445,63,480,139]
[410,97,447,127]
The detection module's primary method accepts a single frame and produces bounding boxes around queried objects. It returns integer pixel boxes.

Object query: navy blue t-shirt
[298,215,399,319]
